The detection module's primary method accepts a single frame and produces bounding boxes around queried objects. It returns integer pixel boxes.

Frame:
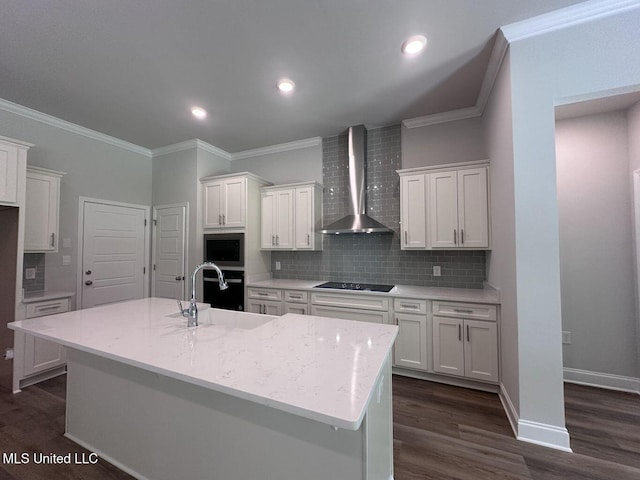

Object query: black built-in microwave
[204,233,244,267]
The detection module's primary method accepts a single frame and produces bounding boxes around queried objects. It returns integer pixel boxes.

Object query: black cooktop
[313,282,395,293]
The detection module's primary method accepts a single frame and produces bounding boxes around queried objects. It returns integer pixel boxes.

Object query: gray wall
[482,50,520,416]
[272,125,486,288]
[503,5,640,443]
[401,116,487,168]
[230,144,322,184]
[0,109,152,308]
[556,111,637,377]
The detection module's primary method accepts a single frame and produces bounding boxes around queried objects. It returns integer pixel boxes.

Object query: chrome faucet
[178,262,228,327]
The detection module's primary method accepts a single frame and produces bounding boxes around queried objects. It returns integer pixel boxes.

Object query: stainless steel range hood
[321,125,393,234]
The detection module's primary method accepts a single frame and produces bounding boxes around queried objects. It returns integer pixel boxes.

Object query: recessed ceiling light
[191,106,207,119]
[277,78,295,94]
[401,35,427,55]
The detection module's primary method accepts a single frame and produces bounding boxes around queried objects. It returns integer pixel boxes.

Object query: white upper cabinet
[0,137,31,205]
[25,167,64,252]
[261,189,294,249]
[260,182,322,251]
[400,174,427,248]
[202,175,247,229]
[398,161,490,250]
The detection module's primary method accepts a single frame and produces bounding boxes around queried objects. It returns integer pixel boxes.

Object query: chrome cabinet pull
[307,233,310,246]
[461,229,464,245]
[50,233,55,247]
[458,324,462,341]
[401,304,418,309]
[85,270,92,275]
[453,229,457,245]
[36,305,61,312]
[222,214,225,225]
[257,292,269,296]
[404,231,408,244]
[85,280,93,286]
[466,324,470,342]
[218,214,222,225]
[454,308,473,314]
[276,235,279,246]
[175,276,182,281]
[272,235,275,246]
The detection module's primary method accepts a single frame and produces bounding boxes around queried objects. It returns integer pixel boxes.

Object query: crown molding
[501,0,640,42]
[152,139,232,160]
[402,106,482,129]
[230,136,322,161]
[476,30,509,113]
[0,97,152,157]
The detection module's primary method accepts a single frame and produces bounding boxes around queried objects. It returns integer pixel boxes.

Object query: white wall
[401,116,487,169]
[629,101,640,376]
[0,108,152,309]
[482,51,520,419]
[504,5,640,448]
[229,144,322,185]
[556,111,637,378]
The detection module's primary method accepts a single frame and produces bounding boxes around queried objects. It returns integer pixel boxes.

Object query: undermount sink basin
[167,308,273,330]
[204,309,274,330]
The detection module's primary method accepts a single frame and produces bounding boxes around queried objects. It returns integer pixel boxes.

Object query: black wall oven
[203,233,245,310]
[203,269,244,311]
[204,233,244,267]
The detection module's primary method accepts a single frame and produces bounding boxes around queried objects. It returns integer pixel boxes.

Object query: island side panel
[365,354,394,480]
[65,349,367,480]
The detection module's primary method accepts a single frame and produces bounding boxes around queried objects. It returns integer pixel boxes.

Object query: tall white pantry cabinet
[398,161,490,250]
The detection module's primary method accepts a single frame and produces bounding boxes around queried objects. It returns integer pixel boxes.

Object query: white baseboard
[499,383,572,452]
[563,367,640,394]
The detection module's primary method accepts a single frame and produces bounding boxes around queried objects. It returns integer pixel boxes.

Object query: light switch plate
[62,255,71,266]
[433,265,441,277]
[275,261,281,271]
[25,268,36,280]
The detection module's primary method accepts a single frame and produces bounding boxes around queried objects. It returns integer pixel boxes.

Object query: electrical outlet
[433,265,441,277]
[275,261,281,271]
[562,331,572,345]
[25,268,36,280]
[62,255,71,266]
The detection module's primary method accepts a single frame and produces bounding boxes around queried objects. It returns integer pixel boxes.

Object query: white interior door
[81,201,147,309]
[152,204,187,300]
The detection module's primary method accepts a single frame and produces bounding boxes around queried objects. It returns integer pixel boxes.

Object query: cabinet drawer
[310,293,389,311]
[432,301,496,321]
[394,298,427,315]
[284,302,309,315]
[284,290,308,303]
[26,298,70,318]
[247,288,282,301]
[310,305,389,324]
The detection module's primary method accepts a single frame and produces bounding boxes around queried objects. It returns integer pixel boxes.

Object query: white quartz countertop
[248,279,500,304]
[9,298,398,431]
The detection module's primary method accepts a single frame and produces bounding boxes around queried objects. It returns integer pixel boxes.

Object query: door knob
[85,270,92,275]
[175,276,182,281]
[85,280,93,286]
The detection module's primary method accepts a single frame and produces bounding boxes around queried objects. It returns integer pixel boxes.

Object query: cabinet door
[284,302,308,315]
[23,336,66,376]
[25,171,60,252]
[263,301,282,316]
[394,313,428,371]
[246,299,264,314]
[260,192,276,248]
[203,181,223,228]
[294,186,313,249]
[464,320,498,382]
[222,178,246,227]
[274,189,294,248]
[429,171,458,248]
[246,299,282,315]
[432,316,464,376]
[400,174,427,248]
[0,141,19,204]
[457,168,489,248]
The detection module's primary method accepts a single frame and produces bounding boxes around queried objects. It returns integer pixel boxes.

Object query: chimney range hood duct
[321,125,393,234]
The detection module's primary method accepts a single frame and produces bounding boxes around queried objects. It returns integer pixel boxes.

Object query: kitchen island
[9,297,398,480]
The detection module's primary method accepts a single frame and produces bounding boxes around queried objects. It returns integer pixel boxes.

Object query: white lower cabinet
[432,315,498,383]
[394,313,428,370]
[23,298,69,376]
[246,287,283,315]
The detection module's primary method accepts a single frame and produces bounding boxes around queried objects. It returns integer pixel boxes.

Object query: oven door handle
[204,277,242,284]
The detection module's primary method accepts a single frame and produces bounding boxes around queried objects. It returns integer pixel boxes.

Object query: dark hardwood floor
[0,374,638,479]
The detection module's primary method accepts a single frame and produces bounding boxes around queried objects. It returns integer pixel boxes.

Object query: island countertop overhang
[8,297,398,431]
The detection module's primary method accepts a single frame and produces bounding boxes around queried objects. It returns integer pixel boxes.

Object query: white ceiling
[0,0,587,153]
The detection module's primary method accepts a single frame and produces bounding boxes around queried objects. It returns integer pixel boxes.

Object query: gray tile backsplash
[23,253,45,293]
[272,125,486,288]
